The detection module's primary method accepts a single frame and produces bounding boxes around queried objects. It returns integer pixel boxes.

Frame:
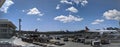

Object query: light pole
[19,19,21,32]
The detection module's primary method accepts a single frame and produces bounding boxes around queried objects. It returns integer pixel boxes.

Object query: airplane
[0,0,6,8]
[85,26,120,35]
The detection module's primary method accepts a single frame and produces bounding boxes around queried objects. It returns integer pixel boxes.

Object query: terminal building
[0,19,16,38]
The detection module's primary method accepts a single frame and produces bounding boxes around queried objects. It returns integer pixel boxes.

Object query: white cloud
[66,6,78,13]
[0,0,14,13]
[54,15,83,23]
[103,9,120,21]
[72,0,80,5]
[22,10,25,12]
[56,4,60,9]
[27,7,44,16]
[81,0,88,6]
[92,19,104,24]
[37,18,41,21]
[72,0,88,6]
[60,0,72,5]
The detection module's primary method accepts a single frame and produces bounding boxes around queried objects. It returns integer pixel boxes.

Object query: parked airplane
[85,26,120,34]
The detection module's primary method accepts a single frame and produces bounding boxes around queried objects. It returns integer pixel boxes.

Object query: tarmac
[0,37,120,47]
[50,38,120,47]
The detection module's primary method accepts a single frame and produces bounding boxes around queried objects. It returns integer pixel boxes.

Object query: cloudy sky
[0,0,120,31]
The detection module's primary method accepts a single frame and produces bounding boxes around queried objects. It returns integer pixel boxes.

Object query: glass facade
[0,29,7,32]
[0,24,7,27]
[0,21,16,38]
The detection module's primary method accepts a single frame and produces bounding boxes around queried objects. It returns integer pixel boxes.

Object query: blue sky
[0,0,120,31]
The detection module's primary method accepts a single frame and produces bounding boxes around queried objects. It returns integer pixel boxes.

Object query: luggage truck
[91,40,101,47]
[91,38,110,47]
[91,37,101,47]
[101,38,110,45]
[91,36,111,47]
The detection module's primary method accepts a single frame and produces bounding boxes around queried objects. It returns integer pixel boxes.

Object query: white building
[0,19,16,38]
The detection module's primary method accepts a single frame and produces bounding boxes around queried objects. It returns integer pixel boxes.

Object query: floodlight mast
[19,19,21,32]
